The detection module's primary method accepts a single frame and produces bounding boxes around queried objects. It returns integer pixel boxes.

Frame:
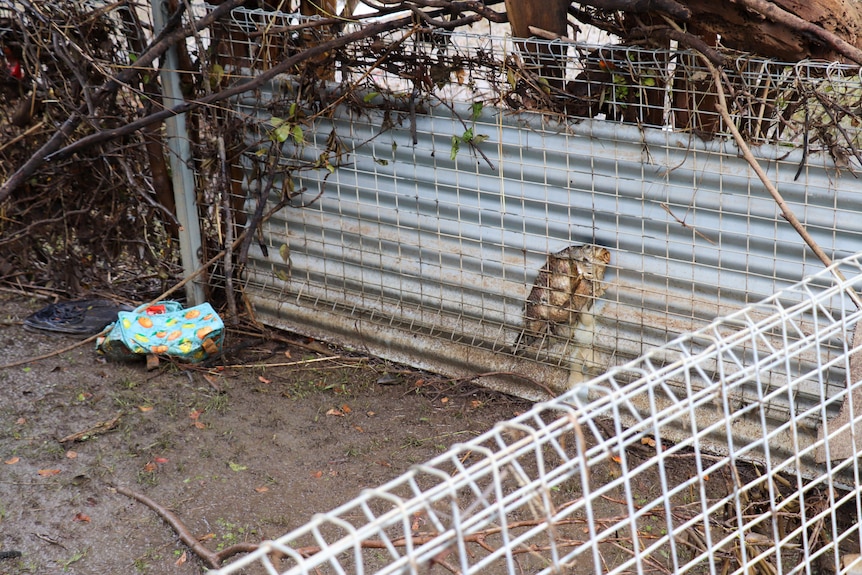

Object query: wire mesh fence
[212,5,862,155]
[233,77,862,400]
[202,10,862,573]
[211,254,862,575]
[215,4,862,425]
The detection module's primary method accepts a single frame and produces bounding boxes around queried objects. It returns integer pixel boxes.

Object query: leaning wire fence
[211,254,862,575]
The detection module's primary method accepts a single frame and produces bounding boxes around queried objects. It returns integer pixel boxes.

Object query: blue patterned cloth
[97,301,224,363]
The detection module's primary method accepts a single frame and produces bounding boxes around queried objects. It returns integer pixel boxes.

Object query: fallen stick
[218,355,359,369]
[113,485,599,572]
[0,330,106,370]
[114,486,258,569]
[58,412,123,443]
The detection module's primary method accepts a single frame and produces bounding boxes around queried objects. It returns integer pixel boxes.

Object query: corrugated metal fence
[236,89,861,398]
[209,5,862,465]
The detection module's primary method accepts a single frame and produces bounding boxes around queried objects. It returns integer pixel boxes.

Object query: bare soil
[2,294,857,575]
[0,295,530,574]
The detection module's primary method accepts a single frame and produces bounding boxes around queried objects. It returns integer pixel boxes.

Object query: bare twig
[0,0,247,202]
[114,486,257,569]
[114,485,602,570]
[218,135,238,325]
[0,330,107,370]
[458,371,556,398]
[659,203,716,244]
[631,25,726,66]
[697,54,862,309]
[58,412,123,443]
[217,355,367,369]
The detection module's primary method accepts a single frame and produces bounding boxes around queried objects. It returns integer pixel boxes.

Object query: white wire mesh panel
[212,255,862,575]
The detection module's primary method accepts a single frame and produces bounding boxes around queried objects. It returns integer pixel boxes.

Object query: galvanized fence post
[151,0,205,305]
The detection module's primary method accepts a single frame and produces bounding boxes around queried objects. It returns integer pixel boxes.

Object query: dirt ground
[0,294,532,574]
[2,293,858,575]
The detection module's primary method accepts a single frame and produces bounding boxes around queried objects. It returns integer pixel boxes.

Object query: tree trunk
[504,0,570,88]
[682,0,862,61]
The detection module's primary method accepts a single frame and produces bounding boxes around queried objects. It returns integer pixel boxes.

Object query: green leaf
[269,116,284,127]
[461,127,474,142]
[537,77,551,94]
[471,134,488,145]
[290,124,304,144]
[209,63,225,89]
[228,461,248,472]
[363,91,379,103]
[279,243,290,262]
[274,124,292,143]
[450,136,460,161]
[470,102,483,121]
[315,152,334,172]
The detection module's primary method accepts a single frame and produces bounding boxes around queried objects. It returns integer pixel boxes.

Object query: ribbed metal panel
[236,86,861,426]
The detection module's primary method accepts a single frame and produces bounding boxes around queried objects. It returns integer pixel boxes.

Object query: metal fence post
[151,0,205,306]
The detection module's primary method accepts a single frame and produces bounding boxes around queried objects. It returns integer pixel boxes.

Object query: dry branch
[0,331,106,370]
[42,15,414,162]
[696,52,862,309]
[114,485,607,571]
[2,0,502,200]
[0,0,247,202]
[58,412,123,443]
[115,485,257,569]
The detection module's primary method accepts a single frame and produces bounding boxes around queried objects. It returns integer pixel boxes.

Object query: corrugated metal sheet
[235,84,861,428]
